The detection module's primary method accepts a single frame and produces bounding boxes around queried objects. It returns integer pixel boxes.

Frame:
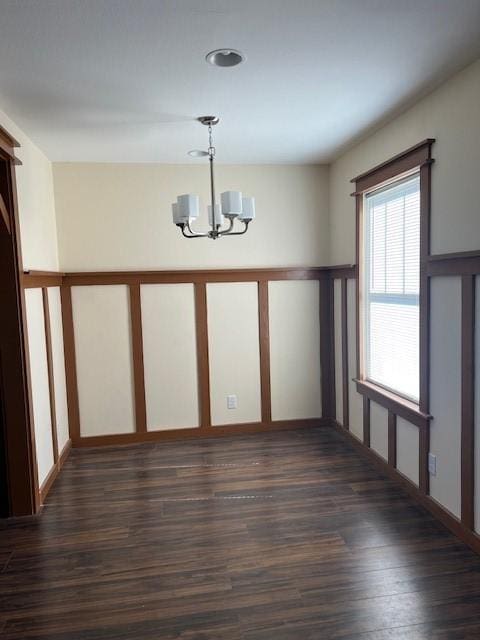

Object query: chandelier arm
[220,220,250,236]
[179,222,209,238]
[217,217,234,236]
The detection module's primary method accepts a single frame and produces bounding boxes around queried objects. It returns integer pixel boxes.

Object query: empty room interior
[2,1,480,638]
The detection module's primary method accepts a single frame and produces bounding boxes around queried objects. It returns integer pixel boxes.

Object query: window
[363,172,420,402]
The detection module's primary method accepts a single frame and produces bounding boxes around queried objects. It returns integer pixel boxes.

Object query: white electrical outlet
[428,453,437,476]
[227,394,237,409]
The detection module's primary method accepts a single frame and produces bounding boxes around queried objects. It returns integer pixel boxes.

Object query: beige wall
[329,60,480,520]
[269,280,321,421]
[24,289,55,486]
[207,282,261,426]
[370,402,388,462]
[52,163,329,270]
[141,284,199,430]
[1,108,63,494]
[329,58,480,265]
[0,109,58,270]
[72,285,136,436]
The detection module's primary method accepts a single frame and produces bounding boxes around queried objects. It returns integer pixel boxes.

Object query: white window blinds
[363,173,420,401]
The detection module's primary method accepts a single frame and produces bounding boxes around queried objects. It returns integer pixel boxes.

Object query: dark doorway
[0,128,39,517]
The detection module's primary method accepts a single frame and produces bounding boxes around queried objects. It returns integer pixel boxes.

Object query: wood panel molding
[42,288,59,463]
[60,286,81,441]
[341,278,349,428]
[258,281,272,423]
[388,411,397,468]
[362,396,370,447]
[427,252,480,277]
[350,139,435,194]
[355,379,431,429]
[23,270,64,288]
[461,275,475,528]
[63,266,330,287]
[72,418,328,448]
[39,439,72,504]
[319,277,335,419]
[194,282,211,429]
[129,284,147,433]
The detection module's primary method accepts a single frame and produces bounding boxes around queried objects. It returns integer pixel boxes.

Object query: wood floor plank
[0,428,479,639]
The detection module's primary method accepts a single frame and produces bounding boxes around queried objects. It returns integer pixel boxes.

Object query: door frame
[0,125,39,517]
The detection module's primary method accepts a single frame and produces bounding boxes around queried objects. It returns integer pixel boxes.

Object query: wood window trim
[354,379,431,429]
[352,139,435,422]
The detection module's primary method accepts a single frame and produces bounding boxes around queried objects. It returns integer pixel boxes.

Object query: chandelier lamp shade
[172,116,255,239]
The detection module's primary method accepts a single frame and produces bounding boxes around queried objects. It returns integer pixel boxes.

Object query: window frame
[351,139,435,425]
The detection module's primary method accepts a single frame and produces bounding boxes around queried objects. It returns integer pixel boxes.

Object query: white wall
[329,58,480,265]
[52,163,329,270]
[269,280,321,421]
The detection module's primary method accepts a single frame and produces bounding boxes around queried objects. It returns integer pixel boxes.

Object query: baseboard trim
[72,418,328,448]
[39,439,72,503]
[332,420,480,555]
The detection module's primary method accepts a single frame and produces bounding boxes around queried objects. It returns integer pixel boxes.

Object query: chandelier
[172,116,255,239]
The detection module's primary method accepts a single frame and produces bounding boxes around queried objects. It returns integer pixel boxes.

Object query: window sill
[354,379,432,429]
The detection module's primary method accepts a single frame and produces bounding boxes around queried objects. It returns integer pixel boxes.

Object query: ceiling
[1,0,480,164]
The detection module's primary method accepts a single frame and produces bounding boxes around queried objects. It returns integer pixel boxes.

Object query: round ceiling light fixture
[188,149,209,157]
[205,49,245,67]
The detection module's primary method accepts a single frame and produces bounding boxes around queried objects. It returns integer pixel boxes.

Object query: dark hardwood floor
[1,427,480,639]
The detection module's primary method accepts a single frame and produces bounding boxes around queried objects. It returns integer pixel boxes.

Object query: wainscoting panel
[269,280,321,421]
[24,288,55,485]
[475,276,480,533]
[334,279,343,424]
[347,279,363,438]
[141,284,199,430]
[370,401,388,461]
[72,285,135,436]
[397,417,420,486]
[430,276,462,518]
[207,282,261,426]
[47,287,70,452]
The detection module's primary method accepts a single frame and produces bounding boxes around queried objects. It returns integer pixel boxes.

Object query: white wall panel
[24,289,54,485]
[207,283,261,425]
[370,402,388,461]
[397,417,419,486]
[334,279,343,424]
[269,280,321,421]
[430,277,461,518]
[347,279,363,439]
[475,276,480,533]
[72,285,135,436]
[47,287,70,452]
[141,284,199,430]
